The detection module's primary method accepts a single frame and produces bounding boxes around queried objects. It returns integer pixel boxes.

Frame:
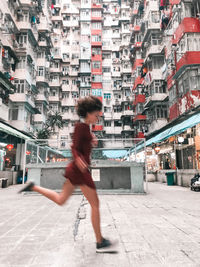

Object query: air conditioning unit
[144,42,149,48]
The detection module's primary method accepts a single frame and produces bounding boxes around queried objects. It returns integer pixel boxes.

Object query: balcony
[113,113,122,120]
[80,82,91,88]
[134,95,145,105]
[61,98,77,106]
[51,15,62,21]
[35,94,48,104]
[10,93,35,108]
[134,115,146,121]
[61,84,70,91]
[62,112,79,120]
[145,93,168,107]
[102,43,111,51]
[122,125,133,131]
[145,44,165,62]
[173,18,200,45]
[38,40,48,47]
[49,80,61,87]
[133,59,144,71]
[122,67,132,74]
[38,21,51,32]
[34,114,46,123]
[91,3,102,9]
[122,82,132,88]
[49,95,60,102]
[174,51,200,79]
[122,110,133,116]
[49,67,61,73]
[36,75,48,84]
[133,76,144,90]
[92,125,103,131]
[111,71,121,77]
[69,70,79,76]
[63,21,71,27]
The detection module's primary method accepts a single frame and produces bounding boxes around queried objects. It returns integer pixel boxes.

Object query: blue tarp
[103,149,129,158]
[136,112,200,151]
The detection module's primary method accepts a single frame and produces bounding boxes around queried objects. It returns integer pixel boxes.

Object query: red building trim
[136,132,145,138]
[92,125,103,131]
[134,114,146,121]
[174,51,200,78]
[169,0,180,5]
[133,59,143,71]
[134,25,140,32]
[172,18,200,45]
[133,76,144,90]
[134,94,145,105]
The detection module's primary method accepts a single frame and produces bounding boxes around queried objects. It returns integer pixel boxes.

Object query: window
[156,105,168,119]
[153,56,164,69]
[80,89,90,97]
[37,66,45,76]
[92,47,101,55]
[104,93,111,99]
[151,11,160,23]
[114,121,122,126]
[92,89,102,96]
[169,85,176,105]
[14,79,26,93]
[151,80,166,94]
[92,10,101,17]
[113,106,122,112]
[18,34,27,45]
[103,67,111,73]
[92,35,101,42]
[102,53,111,59]
[151,33,162,45]
[92,22,102,29]
[189,69,200,90]
[16,56,26,69]
[104,120,111,126]
[92,75,102,82]
[63,53,69,59]
[9,108,18,120]
[92,61,101,69]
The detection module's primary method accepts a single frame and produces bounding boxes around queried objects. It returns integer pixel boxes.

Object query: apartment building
[0,0,134,148]
[0,0,52,134]
[130,0,200,139]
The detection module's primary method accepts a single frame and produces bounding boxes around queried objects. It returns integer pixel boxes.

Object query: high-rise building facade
[130,0,200,139]
[1,0,133,144]
[1,0,199,145]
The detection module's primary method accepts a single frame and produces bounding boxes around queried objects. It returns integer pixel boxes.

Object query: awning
[0,122,31,140]
[135,112,200,151]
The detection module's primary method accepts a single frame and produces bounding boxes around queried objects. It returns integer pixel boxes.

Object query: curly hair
[76,96,102,118]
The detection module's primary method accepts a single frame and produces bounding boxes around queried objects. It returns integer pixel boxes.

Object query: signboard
[92,169,100,181]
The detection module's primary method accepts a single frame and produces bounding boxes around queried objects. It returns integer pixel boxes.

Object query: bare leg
[80,185,102,243]
[32,179,75,206]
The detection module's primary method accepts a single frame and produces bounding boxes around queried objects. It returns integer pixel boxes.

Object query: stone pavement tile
[1,183,200,266]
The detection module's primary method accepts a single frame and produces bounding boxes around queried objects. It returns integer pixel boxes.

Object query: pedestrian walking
[18,96,116,253]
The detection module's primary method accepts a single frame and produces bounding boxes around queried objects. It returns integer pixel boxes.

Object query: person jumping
[18,96,116,253]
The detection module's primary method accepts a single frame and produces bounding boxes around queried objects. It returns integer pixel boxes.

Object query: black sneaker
[96,238,117,253]
[18,182,35,194]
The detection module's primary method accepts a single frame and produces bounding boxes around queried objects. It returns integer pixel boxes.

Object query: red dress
[64,122,96,189]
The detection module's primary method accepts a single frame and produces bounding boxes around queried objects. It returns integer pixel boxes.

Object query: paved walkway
[0,183,200,267]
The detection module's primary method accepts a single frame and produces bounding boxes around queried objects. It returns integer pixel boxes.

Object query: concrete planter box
[26,160,145,193]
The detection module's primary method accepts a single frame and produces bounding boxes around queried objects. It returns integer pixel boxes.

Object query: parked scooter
[190,173,200,191]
